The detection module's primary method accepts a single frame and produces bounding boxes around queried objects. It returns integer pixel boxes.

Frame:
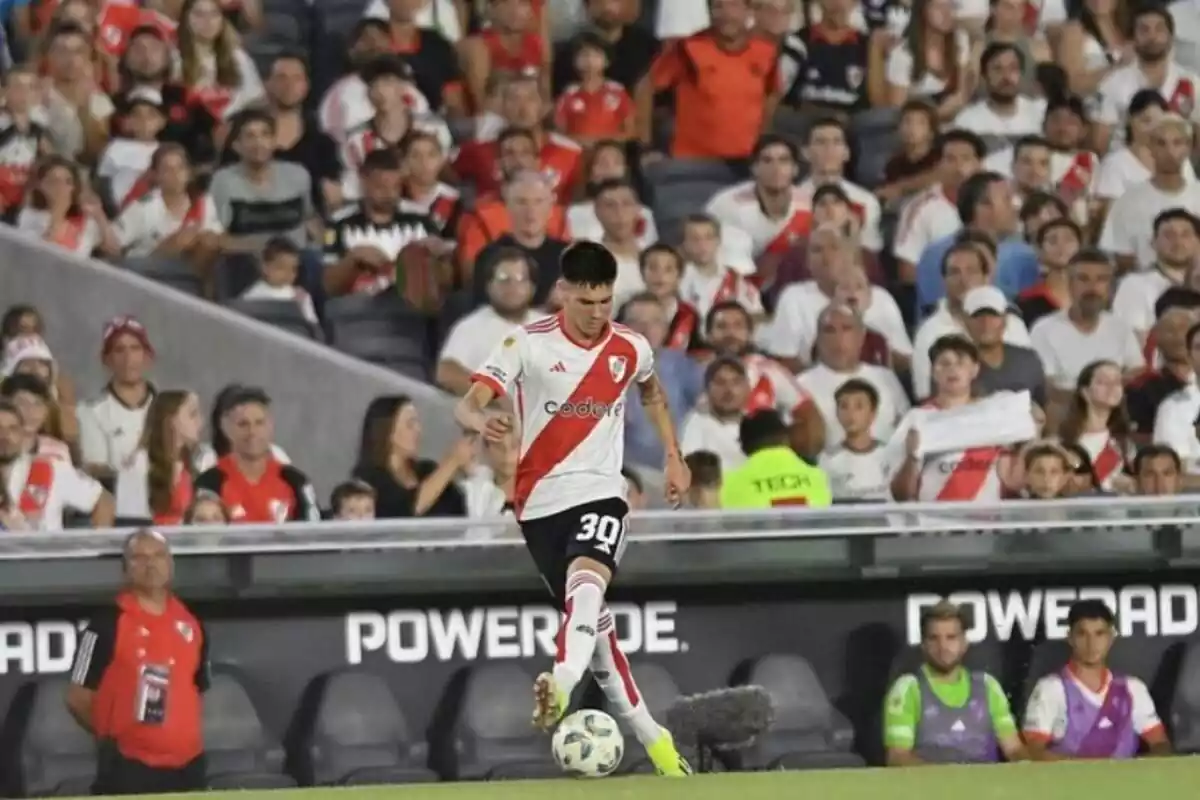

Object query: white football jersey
[473,315,654,521]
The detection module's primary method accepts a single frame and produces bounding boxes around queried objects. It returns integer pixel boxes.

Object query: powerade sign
[345,602,683,664]
[905,585,1200,645]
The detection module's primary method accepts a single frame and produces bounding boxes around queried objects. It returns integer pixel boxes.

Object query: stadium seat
[885,640,1006,684]
[324,292,431,380]
[124,257,205,297]
[203,670,298,790]
[604,661,707,775]
[446,663,562,781]
[730,654,866,771]
[1169,641,1200,753]
[643,158,738,188]
[213,253,263,302]
[297,670,438,786]
[15,678,96,797]
[225,299,324,341]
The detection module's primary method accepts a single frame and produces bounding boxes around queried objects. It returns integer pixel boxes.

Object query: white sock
[551,570,606,700]
[591,607,662,748]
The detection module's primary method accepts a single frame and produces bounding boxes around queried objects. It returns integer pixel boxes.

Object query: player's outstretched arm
[456,382,515,444]
[639,374,690,502]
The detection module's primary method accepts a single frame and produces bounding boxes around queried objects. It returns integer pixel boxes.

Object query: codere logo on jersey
[543,399,624,418]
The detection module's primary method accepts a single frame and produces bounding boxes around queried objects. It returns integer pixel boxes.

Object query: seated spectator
[194,387,320,523]
[437,248,540,395]
[460,0,549,114]
[883,600,1026,766]
[1004,139,1055,213]
[953,43,1047,142]
[678,214,764,323]
[114,390,203,524]
[591,179,650,305]
[832,264,911,366]
[0,398,113,530]
[0,330,77,446]
[1095,91,1195,212]
[323,149,441,298]
[706,135,806,265]
[352,395,467,518]
[1017,218,1081,329]
[1134,443,1183,495]
[77,317,156,481]
[374,0,466,119]
[720,409,832,508]
[241,237,319,325]
[111,24,217,166]
[339,57,418,201]
[1057,0,1127,97]
[550,0,657,99]
[41,22,115,163]
[1020,442,1072,499]
[470,170,569,305]
[639,244,703,352]
[819,379,891,502]
[1061,441,1103,495]
[0,374,71,463]
[1127,288,1200,435]
[318,18,419,144]
[400,130,462,238]
[680,356,749,474]
[620,293,703,467]
[0,306,45,351]
[1023,600,1170,760]
[330,479,377,520]
[363,0,469,42]
[98,88,167,209]
[17,156,120,259]
[1113,209,1200,349]
[460,433,516,520]
[203,382,291,469]
[183,488,230,524]
[1099,114,1200,271]
[553,31,634,146]
[0,67,51,215]
[683,450,722,510]
[174,0,264,121]
[797,119,883,252]
[567,140,656,246]
[878,100,942,204]
[1152,320,1200,474]
[913,242,1032,399]
[1057,360,1136,493]
[879,0,972,118]
[799,303,910,449]
[115,144,223,280]
[964,286,1046,406]
[1030,249,1143,402]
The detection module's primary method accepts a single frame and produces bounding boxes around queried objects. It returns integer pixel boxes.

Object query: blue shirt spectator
[620,293,703,467]
[914,172,1040,318]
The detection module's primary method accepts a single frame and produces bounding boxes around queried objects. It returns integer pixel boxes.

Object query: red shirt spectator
[553,31,634,144]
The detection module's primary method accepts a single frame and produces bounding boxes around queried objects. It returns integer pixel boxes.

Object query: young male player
[455,241,693,777]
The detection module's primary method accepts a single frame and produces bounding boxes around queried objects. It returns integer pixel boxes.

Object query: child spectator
[340,57,416,201]
[183,488,231,524]
[684,450,722,509]
[553,32,634,146]
[0,67,50,214]
[678,214,764,322]
[98,87,168,209]
[640,244,702,352]
[330,480,377,520]
[1022,442,1072,499]
[819,379,890,502]
[240,237,319,325]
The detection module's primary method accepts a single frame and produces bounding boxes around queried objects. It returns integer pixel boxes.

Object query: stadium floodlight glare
[665,685,774,773]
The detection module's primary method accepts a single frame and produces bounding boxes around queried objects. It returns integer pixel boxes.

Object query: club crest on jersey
[609,356,627,382]
[846,66,864,89]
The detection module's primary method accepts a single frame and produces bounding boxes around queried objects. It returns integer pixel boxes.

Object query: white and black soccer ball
[551,709,624,778]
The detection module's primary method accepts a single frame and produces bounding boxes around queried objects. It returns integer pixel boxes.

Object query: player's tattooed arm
[638,375,681,459]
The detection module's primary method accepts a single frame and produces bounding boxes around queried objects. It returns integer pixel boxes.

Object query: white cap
[1,335,54,378]
[963,285,1008,316]
[127,87,164,108]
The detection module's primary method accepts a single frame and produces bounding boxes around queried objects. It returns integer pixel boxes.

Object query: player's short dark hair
[919,600,971,638]
[684,450,722,488]
[980,41,1024,72]
[639,243,683,274]
[560,240,618,287]
[939,240,990,277]
[806,116,847,143]
[497,126,538,150]
[1156,287,1200,318]
[739,409,789,456]
[957,171,1006,226]
[1019,190,1068,224]
[360,55,413,86]
[0,373,50,401]
[936,129,987,160]
[331,479,375,513]
[1154,207,1200,236]
[1133,443,1182,475]
[752,133,798,163]
[834,378,879,410]
[704,300,753,334]
[1133,3,1174,34]
[1067,599,1116,630]
[262,236,299,263]
[928,334,979,364]
[621,466,644,493]
[1037,217,1082,247]
[704,355,747,385]
[483,246,536,282]
[361,147,402,174]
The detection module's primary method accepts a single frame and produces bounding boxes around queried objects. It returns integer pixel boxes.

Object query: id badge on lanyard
[135,664,170,725]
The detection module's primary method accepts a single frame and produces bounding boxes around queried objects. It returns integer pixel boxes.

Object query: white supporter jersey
[679,265,764,321]
[705,180,810,258]
[472,315,654,521]
[743,353,811,422]
[797,178,883,252]
[887,405,1006,502]
[892,185,961,264]
[5,454,103,531]
[1075,429,1131,491]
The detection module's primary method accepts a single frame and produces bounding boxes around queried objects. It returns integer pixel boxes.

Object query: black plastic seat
[203,671,297,790]
[16,678,96,797]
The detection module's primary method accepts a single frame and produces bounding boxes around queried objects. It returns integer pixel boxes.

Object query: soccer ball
[551,709,624,777]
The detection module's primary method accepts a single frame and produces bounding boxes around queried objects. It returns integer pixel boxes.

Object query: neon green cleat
[645,727,693,777]
[532,672,568,731]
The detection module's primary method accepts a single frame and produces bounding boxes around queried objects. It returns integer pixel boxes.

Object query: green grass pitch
[87,757,1200,800]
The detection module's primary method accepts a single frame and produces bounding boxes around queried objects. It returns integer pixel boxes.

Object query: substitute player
[455,241,692,777]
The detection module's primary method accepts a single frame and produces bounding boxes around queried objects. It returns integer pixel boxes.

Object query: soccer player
[454,241,693,777]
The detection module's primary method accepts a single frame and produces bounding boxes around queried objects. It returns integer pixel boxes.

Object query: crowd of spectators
[7,0,1200,528]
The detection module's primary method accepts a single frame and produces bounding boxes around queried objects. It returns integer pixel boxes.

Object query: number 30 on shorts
[575,512,627,557]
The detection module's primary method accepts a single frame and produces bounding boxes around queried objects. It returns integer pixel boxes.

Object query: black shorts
[519,497,630,609]
[93,743,206,796]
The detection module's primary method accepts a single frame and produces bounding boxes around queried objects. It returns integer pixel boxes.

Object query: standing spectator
[639,244,703,352]
[678,214,764,322]
[553,32,635,146]
[78,317,157,482]
[567,140,656,246]
[680,357,749,473]
[17,157,120,259]
[1099,114,1200,271]
[1023,600,1170,759]
[1152,319,1200,474]
[1134,444,1182,495]
[883,600,1026,766]
[620,293,703,467]
[183,490,231,524]
[318,19,410,143]
[66,530,209,794]
[1030,249,1143,399]
[783,0,870,114]
[796,118,884,252]
[1113,208,1200,347]
[1058,360,1137,492]
[705,135,805,264]
[953,43,1046,141]
[0,398,113,530]
[330,480,377,520]
[720,409,833,508]
[798,304,911,449]
[1127,288,1200,434]
[114,390,203,524]
[1094,91,1195,210]
[41,22,114,163]
[239,238,319,325]
[352,395,468,517]
[643,0,780,162]
[819,379,892,502]
[552,0,660,99]
[378,0,466,119]
[193,387,320,523]
[1017,218,1081,328]
[460,0,549,113]
[437,248,540,395]
[175,0,264,121]
[337,58,417,201]
[965,286,1047,406]
[879,0,972,118]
